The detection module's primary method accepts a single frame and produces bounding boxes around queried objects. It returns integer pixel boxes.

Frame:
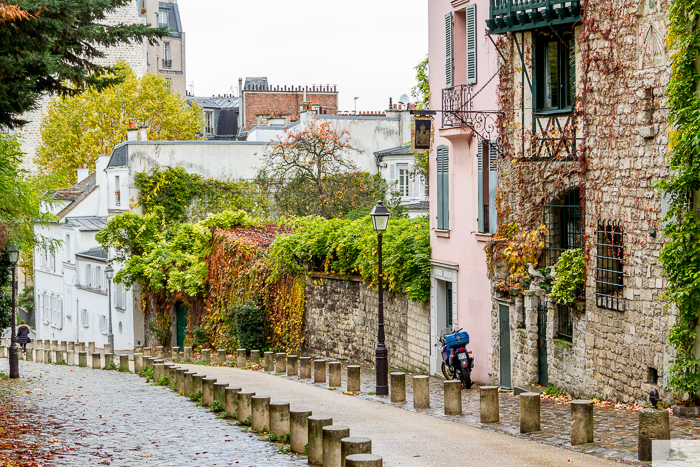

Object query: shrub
[550,248,585,306]
[228,301,267,352]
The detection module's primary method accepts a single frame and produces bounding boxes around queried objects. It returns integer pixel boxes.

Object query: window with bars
[556,303,573,342]
[594,220,625,311]
[544,186,583,266]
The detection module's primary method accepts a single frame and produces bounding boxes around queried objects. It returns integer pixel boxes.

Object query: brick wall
[242,87,338,130]
[304,274,430,372]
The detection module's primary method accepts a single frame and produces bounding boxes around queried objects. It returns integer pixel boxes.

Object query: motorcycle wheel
[441,362,456,380]
[461,369,473,389]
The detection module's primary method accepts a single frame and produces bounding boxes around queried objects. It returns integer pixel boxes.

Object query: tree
[0,0,167,128]
[34,64,204,190]
[259,119,388,219]
[411,55,430,110]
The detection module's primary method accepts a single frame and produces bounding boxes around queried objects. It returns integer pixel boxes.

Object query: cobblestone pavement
[0,359,307,467]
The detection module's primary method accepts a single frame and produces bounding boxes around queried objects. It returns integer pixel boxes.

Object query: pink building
[427,0,500,383]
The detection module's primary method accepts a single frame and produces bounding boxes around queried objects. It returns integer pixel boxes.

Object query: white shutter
[466,4,478,85]
[445,12,454,88]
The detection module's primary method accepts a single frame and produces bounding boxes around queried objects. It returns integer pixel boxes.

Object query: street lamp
[369,201,391,395]
[7,243,19,379]
[105,264,114,352]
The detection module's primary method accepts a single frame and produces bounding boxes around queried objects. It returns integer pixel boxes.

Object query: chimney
[76,164,89,183]
[139,126,148,141]
[127,122,138,141]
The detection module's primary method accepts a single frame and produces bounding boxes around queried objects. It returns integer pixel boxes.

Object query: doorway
[499,304,511,389]
[176,304,188,349]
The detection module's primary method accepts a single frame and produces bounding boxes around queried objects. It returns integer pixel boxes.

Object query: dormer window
[115,175,121,207]
[159,9,169,28]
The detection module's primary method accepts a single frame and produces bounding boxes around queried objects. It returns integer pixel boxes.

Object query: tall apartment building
[142,0,186,95]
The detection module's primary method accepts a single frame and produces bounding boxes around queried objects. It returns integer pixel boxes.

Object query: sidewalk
[178,363,621,467]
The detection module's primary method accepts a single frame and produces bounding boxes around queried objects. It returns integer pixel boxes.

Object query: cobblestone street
[0,359,307,467]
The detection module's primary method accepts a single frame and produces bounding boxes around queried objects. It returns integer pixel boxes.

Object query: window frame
[158,8,169,28]
[544,186,583,266]
[398,164,410,198]
[594,220,625,311]
[534,30,575,113]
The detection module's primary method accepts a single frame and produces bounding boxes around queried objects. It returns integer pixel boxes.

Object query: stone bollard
[300,357,312,379]
[263,352,274,371]
[347,365,361,392]
[153,363,165,382]
[35,346,43,363]
[275,353,286,374]
[171,346,180,362]
[156,346,164,359]
[51,340,58,351]
[60,341,67,352]
[1,345,8,358]
[184,346,192,363]
[237,348,247,368]
[413,375,430,408]
[104,353,114,369]
[134,345,143,354]
[202,378,217,406]
[88,342,95,355]
[346,454,383,467]
[480,386,500,423]
[287,355,298,377]
[202,349,211,365]
[341,437,372,467]
[213,382,228,407]
[390,373,406,402]
[143,347,151,357]
[44,348,52,364]
[237,391,255,423]
[290,409,312,454]
[444,381,462,415]
[251,350,261,364]
[217,349,226,364]
[104,343,111,354]
[91,352,101,369]
[184,371,196,397]
[323,425,351,467]
[329,362,342,387]
[314,359,327,384]
[176,368,187,393]
[225,387,241,418]
[79,342,86,353]
[638,408,670,461]
[134,353,144,373]
[145,357,155,371]
[251,396,271,433]
[26,344,34,362]
[78,351,87,367]
[308,415,333,466]
[520,392,541,433]
[168,365,178,390]
[119,355,129,372]
[192,374,205,398]
[55,350,66,364]
[571,400,594,446]
[269,402,290,438]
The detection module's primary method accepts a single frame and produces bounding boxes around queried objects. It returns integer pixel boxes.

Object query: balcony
[442,85,502,141]
[487,0,582,34]
[162,59,172,69]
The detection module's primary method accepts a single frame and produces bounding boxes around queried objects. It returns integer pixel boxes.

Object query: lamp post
[105,264,114,352]
[7,243,19,379]
[370,201,391,395]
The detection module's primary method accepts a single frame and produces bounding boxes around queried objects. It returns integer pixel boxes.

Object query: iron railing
[556,303,573,342]
[488,0,582,34]
[162,59,172,68]
[442,85,503,141]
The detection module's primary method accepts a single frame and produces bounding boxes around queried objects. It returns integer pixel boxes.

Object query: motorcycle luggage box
[445,331,470,348]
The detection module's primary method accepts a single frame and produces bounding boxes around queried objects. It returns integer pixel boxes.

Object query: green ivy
[227,301,268,353]
[550,249,584,306]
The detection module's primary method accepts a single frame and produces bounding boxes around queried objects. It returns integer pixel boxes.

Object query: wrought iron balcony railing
[488,0,582,34]
[442,85,502,142]
[162,59,172,68]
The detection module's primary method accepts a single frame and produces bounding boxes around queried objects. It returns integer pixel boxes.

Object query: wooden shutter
[477,141,484,233]
[489,140,499,234]
[437,146,450,230]
[445,13,454,88]
[466,4,477,85]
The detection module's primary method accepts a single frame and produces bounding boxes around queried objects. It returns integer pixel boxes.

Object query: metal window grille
[556,303,573,342]
[594,220,625,311]
[544,186,583,266]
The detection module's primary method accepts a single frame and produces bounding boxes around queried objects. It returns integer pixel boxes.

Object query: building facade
[143,0,187,95]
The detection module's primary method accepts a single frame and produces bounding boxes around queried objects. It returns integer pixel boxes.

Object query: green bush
[210,400,224,413]
[155,376,170,386]
[550,249,585,306]
[192,326,209,350]
[227,301,267,352]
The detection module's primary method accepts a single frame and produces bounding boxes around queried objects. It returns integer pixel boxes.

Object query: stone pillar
[413,375,430,408]
[134,345,143,354]
[202,349,211,365]
[155,346,164,359]
[287,355,298,377]
[78,351,87,367]
[168,365,177,390]
[638,408,670,461]
[347,365,361,392]
[444,380,462,415]
[36,346,43,363]
[250,350,261,364]
[51,340,58,351]
[192,374,204,398]
[60,341,67,352]
[251,396,271,432]
[88,342,95,355]
[270,402,290,438]
[104,353,114,369]
[520,392,541,433]
[300,357,312,379]
[176,368,187,393]
[237,348,247,368]
[390,373,406,402]
[314,360,327,384]
[346,454,383,467]
[134,353,144,373]
[217,349,226,364]
[290,409,312,454]
[263,352,274,371]
[184,371,196,397]
[329,362,342,387]
[26,344,34,362]
[308,416,333,466]
[341,438,372,467]
[480,386,500,423]
[104,343,111,354]
[145,357,154,371]
[184,346,192,363]
[44,348,52,364]
[275,353,286,374]
[571,400,594,445]
[171,346,180,362]
[143,347,150,357]
[79,342,86,353]
[55,350,66,364]
[202,378,217,406]
[237,392,255,423]
[225,387,241,418]
[91,352,101,369]
[118,355,129,372]
[153,363,165,382]
[323,425,351,467]
[213,382,228,406]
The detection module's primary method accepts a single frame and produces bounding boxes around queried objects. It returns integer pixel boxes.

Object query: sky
[177,0,428,113]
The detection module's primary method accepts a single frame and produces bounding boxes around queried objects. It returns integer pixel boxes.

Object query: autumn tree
[259,119,388,219]
[34,64,204,190]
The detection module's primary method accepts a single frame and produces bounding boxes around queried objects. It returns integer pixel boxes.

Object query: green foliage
[544,383,566,397]
[236,415,252,427]
[109,362,119,371]
[17,285,34,313]
[270,215,431,302]
[189,390,202,402]
[192,327,209,350]
[227,301,268,354]
[550,249,585,306]
[138,367,154,380]
[149,312,171,346]
[411,55,430,110]
[155,376,170,386]
[210,400,225,413]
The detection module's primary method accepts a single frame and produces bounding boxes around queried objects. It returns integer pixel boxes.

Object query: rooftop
[64,216,108,232]
[75,246,108,262]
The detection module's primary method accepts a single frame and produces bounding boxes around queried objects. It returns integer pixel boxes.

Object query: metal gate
[537,303,548,386]
[499,304,511,389]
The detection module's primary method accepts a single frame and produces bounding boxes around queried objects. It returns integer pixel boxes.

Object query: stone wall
[303,273,430,373]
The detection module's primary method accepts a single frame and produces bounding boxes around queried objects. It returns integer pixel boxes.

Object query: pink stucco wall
[428,0,499,383]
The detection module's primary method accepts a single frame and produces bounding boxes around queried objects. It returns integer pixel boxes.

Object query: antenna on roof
[188,81,195,96]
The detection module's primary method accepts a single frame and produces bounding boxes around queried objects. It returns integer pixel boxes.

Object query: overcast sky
[177,0,428,113]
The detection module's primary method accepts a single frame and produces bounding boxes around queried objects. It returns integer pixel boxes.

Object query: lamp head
[7,242,18,266]
[370,201,391,232]
[105,264,114,281]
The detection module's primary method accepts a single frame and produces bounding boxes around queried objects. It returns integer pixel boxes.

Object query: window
[445,12,453,88]
[51,295,63,329]
[162,42,171,68]
[556,304,573,342]
[478,140,498,234]
[165,78,172,90]
[158,9,169,28]
[465,4,477,85]
[95,266,102,289]
[205,111,214,135]
[436,145,450,230]
[49,251,55,272]
[99,315,107,334]
[535,31,575,112]
[65,234,71,262]
[81,308,90,328]
[85,264,93,287]
[398,164,409,197]
[445,281,453,328]
[115,175,121,207]
[115,283,127,310]
[544,186,583,266]
[594,220,625,311]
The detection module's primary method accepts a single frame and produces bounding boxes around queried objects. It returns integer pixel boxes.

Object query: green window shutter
[489,140,499,234]
[477,141,484,233]
[445,13,454,88]
[466,4,477,85]
[437,145,449,230]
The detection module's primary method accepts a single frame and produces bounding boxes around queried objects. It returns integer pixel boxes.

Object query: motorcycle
[438,328,474,389]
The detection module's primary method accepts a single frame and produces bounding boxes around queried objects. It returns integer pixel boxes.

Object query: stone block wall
[303,273,430,373]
